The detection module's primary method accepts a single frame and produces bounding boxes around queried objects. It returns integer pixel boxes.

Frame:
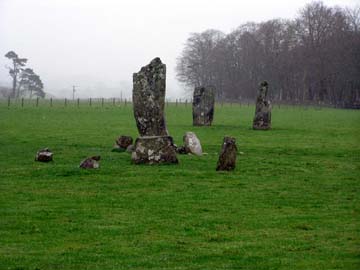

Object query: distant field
[0,101,359,270]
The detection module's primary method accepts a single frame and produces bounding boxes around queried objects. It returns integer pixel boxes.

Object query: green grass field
[0,101,359,270]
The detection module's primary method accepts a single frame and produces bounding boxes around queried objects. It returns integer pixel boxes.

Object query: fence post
[124,98,127,107]
[21,98,24,107]
[101,98,104,107]
[113,98,115,106]
[50,98,53,107]
[36,97,39,107]
[185,99,187,107]
[89,98,92,106]
[77,98,80,107]
[64,98,67,107]
[7,97,10,107]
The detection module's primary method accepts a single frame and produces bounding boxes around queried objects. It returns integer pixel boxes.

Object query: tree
[5,51,27,98]
[175,1,360,107]
[19,68,45,98]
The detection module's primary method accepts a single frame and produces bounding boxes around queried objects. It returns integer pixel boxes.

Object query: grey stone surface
[253,81,271,130]
[132,58,178,164]
[131,136,178,164]
[133,57,168,137]
[116,135,133,149]
[183,132,202,156]
[126,144,135,153]
[35,148,53,162]
[193,86,215,126]
[112,135,133,152]
[216,137,237,171]
[79,156,100,169]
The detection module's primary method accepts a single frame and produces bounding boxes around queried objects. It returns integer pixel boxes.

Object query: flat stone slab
[216,137,237,171]
[131,136,178,164]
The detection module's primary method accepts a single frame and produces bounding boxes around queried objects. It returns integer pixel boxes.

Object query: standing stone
[192,86,215,126]
[79,156,100,169]
[216,137,237,171]
[35,148,53,162]
[131,57,178,164]
[253,81,271,130]
[183,132,202,156]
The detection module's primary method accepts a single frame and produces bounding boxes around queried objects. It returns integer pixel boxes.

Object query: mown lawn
[0,101,359,270]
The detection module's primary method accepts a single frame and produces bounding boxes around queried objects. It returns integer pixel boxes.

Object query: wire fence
[0,97,348,110]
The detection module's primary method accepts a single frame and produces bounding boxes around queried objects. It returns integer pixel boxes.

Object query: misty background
[0,0,358,99]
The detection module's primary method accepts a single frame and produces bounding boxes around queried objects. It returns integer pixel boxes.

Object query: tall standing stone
[192,86,215,126]
[131,57,178,164]
[253,81,271,130]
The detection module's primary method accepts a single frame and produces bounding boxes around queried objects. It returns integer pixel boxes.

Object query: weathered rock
[112,135,133,152]
[216,137,237,171]
[253,81,271,130]
[133,57,168,137]
[126,144,135,153]
[183,132,202,156]
[79,156,100,169]
[176,145,189,155]
[193,86,215,126]
[132,58,178,164]
[35,148,53,162]
[131,136,178,164]
[116,135,133,149]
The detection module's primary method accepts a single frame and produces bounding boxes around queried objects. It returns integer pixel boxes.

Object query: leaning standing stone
[79,156,100,169]
[35,148,53,162]
[193,86,215,126]
[183,132,202,156]
[131,57,178,164]
[253,81,271,130]
[216,137,237,171]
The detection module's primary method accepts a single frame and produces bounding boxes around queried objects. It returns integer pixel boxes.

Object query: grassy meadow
[0,100,359,269]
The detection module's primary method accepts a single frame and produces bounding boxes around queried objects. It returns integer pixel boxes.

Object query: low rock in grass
[35,148,53,162]
[183,132,202,156]
[112,135,133,152]
[216,137,237,171]
[79,156,100,169]
[126,144,135,153]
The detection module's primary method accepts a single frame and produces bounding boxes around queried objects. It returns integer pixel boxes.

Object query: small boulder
[183,132,202,156]
[112,135,133,152]
[79,156,100,169]
[35,148,53,162]
[126,144,135,153]
[216,137,237,171]
[116,135,133,149]
[176,145,189,155]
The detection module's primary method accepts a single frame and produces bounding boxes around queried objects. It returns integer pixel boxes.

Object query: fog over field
[0,0,357,99]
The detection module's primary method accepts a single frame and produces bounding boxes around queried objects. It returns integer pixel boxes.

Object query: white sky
[0,0,357,98]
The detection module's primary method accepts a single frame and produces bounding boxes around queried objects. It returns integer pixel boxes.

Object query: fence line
[0,97,347,109]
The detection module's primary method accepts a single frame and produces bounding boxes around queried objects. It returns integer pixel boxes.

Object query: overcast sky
[0,0,357,98]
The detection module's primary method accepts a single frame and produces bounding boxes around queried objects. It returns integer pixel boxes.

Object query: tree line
[4,51,45,98]
[176,1,360,107]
